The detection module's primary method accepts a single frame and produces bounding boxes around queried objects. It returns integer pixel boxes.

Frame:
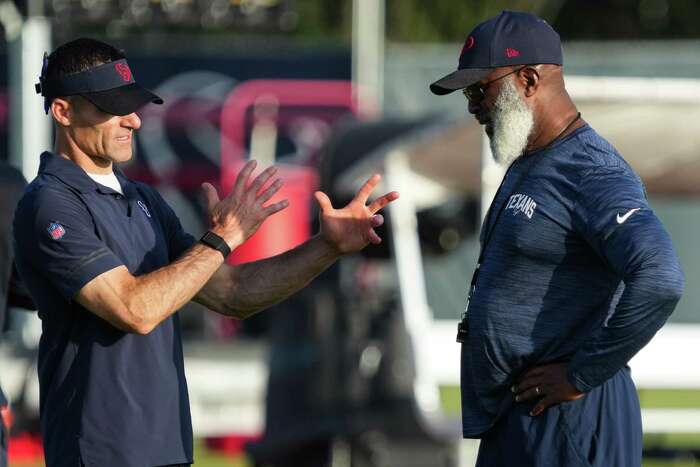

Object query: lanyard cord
[458,112,582,339]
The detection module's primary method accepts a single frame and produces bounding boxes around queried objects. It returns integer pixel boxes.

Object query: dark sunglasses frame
[462,66,527,103]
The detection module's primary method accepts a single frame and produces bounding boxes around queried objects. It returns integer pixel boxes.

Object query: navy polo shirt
[13,152,196,467]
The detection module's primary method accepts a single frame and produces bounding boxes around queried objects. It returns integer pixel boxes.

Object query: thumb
[314,191,333,213]
[202,182,220,213]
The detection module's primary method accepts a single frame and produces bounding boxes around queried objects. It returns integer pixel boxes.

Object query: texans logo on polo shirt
[137,200,151,218]
[47,222,66,240]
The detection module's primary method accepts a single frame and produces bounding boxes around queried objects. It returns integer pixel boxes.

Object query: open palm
[314,174,399,254]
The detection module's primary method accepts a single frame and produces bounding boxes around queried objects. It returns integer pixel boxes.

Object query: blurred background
[1,0,700,466]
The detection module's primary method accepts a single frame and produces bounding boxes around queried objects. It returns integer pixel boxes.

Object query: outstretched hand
[315,174,399,254]
[201,160,288,249]
[512,363,584,416]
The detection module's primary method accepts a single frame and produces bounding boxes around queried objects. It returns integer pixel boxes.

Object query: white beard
[488,79,534,166]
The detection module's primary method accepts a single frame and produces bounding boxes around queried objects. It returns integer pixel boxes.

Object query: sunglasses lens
[464,86,483,103]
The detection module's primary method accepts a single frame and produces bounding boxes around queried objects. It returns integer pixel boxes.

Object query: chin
[112,149,134,164]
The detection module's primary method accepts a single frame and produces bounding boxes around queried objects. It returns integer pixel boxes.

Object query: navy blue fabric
[431,11,563,95]
[476,367,642,467]
[0,419,6,467]
[458,11,562,70]
[38,59,136,99]
[13,152,196,467]
[461,125,684,438]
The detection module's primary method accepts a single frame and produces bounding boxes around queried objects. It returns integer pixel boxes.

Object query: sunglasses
[462,66,527,103]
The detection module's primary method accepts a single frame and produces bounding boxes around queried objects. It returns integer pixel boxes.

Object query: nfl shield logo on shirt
[47,222,65,240]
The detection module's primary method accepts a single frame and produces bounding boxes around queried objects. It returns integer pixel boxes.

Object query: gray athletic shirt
[460,124,684,437]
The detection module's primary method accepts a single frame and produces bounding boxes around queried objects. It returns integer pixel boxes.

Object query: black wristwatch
[199,231,231,259]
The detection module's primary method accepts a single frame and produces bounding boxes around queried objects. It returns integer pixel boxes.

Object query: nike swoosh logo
[616,208,641,224]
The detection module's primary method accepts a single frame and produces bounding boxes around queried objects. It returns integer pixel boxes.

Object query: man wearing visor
[13,38,398,467]
[430,11,684,466]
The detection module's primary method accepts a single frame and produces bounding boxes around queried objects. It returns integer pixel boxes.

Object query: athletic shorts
[476,367,642,467]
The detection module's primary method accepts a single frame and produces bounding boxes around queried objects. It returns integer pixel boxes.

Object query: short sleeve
[14,187,123,301]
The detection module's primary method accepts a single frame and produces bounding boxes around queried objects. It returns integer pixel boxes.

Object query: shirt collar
[38,151,132,195]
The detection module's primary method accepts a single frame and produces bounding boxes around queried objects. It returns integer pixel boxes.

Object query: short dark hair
[45,38,124,80]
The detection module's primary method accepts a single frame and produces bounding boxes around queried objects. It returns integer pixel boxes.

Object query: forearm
[568,262,684,392]
[197,234,340,319]
[121,243,225,333]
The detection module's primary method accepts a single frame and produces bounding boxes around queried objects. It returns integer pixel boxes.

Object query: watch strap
[199,230,231,259]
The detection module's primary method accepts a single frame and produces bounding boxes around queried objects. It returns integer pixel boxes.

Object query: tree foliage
[293,0,700,42]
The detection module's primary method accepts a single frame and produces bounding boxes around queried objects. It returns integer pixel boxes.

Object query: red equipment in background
[220,80,359,264]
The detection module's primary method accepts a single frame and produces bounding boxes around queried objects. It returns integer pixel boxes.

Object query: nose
[122,112,141,130]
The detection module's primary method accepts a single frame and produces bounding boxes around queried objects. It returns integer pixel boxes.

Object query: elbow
[118,304,158,335]
[650,265,684,312]
[120,314,156,336]
[129,320,157,336]
[222,303,260,320]
[659,265,685,304]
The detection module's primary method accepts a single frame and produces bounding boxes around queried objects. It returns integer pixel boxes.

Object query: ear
[520,67,541,98]
[50,98,72,127]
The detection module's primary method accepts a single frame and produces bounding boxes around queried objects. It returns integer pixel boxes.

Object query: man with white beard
[430,11,684,466]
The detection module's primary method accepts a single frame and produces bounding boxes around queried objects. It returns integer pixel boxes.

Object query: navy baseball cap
[36,57,163,116]
[430,11,563,95]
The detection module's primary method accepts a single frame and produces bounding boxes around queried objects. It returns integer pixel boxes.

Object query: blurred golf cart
[246,115,483,467]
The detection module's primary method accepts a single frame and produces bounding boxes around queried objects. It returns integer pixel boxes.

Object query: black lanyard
[456,113,581,343]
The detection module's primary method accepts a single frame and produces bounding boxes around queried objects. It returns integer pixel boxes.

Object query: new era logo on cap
[430,10,563,95]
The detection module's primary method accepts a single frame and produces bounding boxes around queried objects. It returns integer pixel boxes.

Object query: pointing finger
[368,191,399,214]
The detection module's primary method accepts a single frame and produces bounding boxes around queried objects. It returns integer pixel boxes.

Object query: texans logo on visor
[115,63,132,82]
[47,222,66,240]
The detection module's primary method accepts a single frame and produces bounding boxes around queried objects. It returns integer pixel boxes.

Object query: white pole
[8,16,52,180]
[479,132,505,223]
[352,0,385,118]
[385,149,441,415]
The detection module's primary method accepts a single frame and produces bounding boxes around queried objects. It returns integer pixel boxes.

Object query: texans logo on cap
[47,222,66,240]
[114,62,132,82]
[460,35,476,56]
